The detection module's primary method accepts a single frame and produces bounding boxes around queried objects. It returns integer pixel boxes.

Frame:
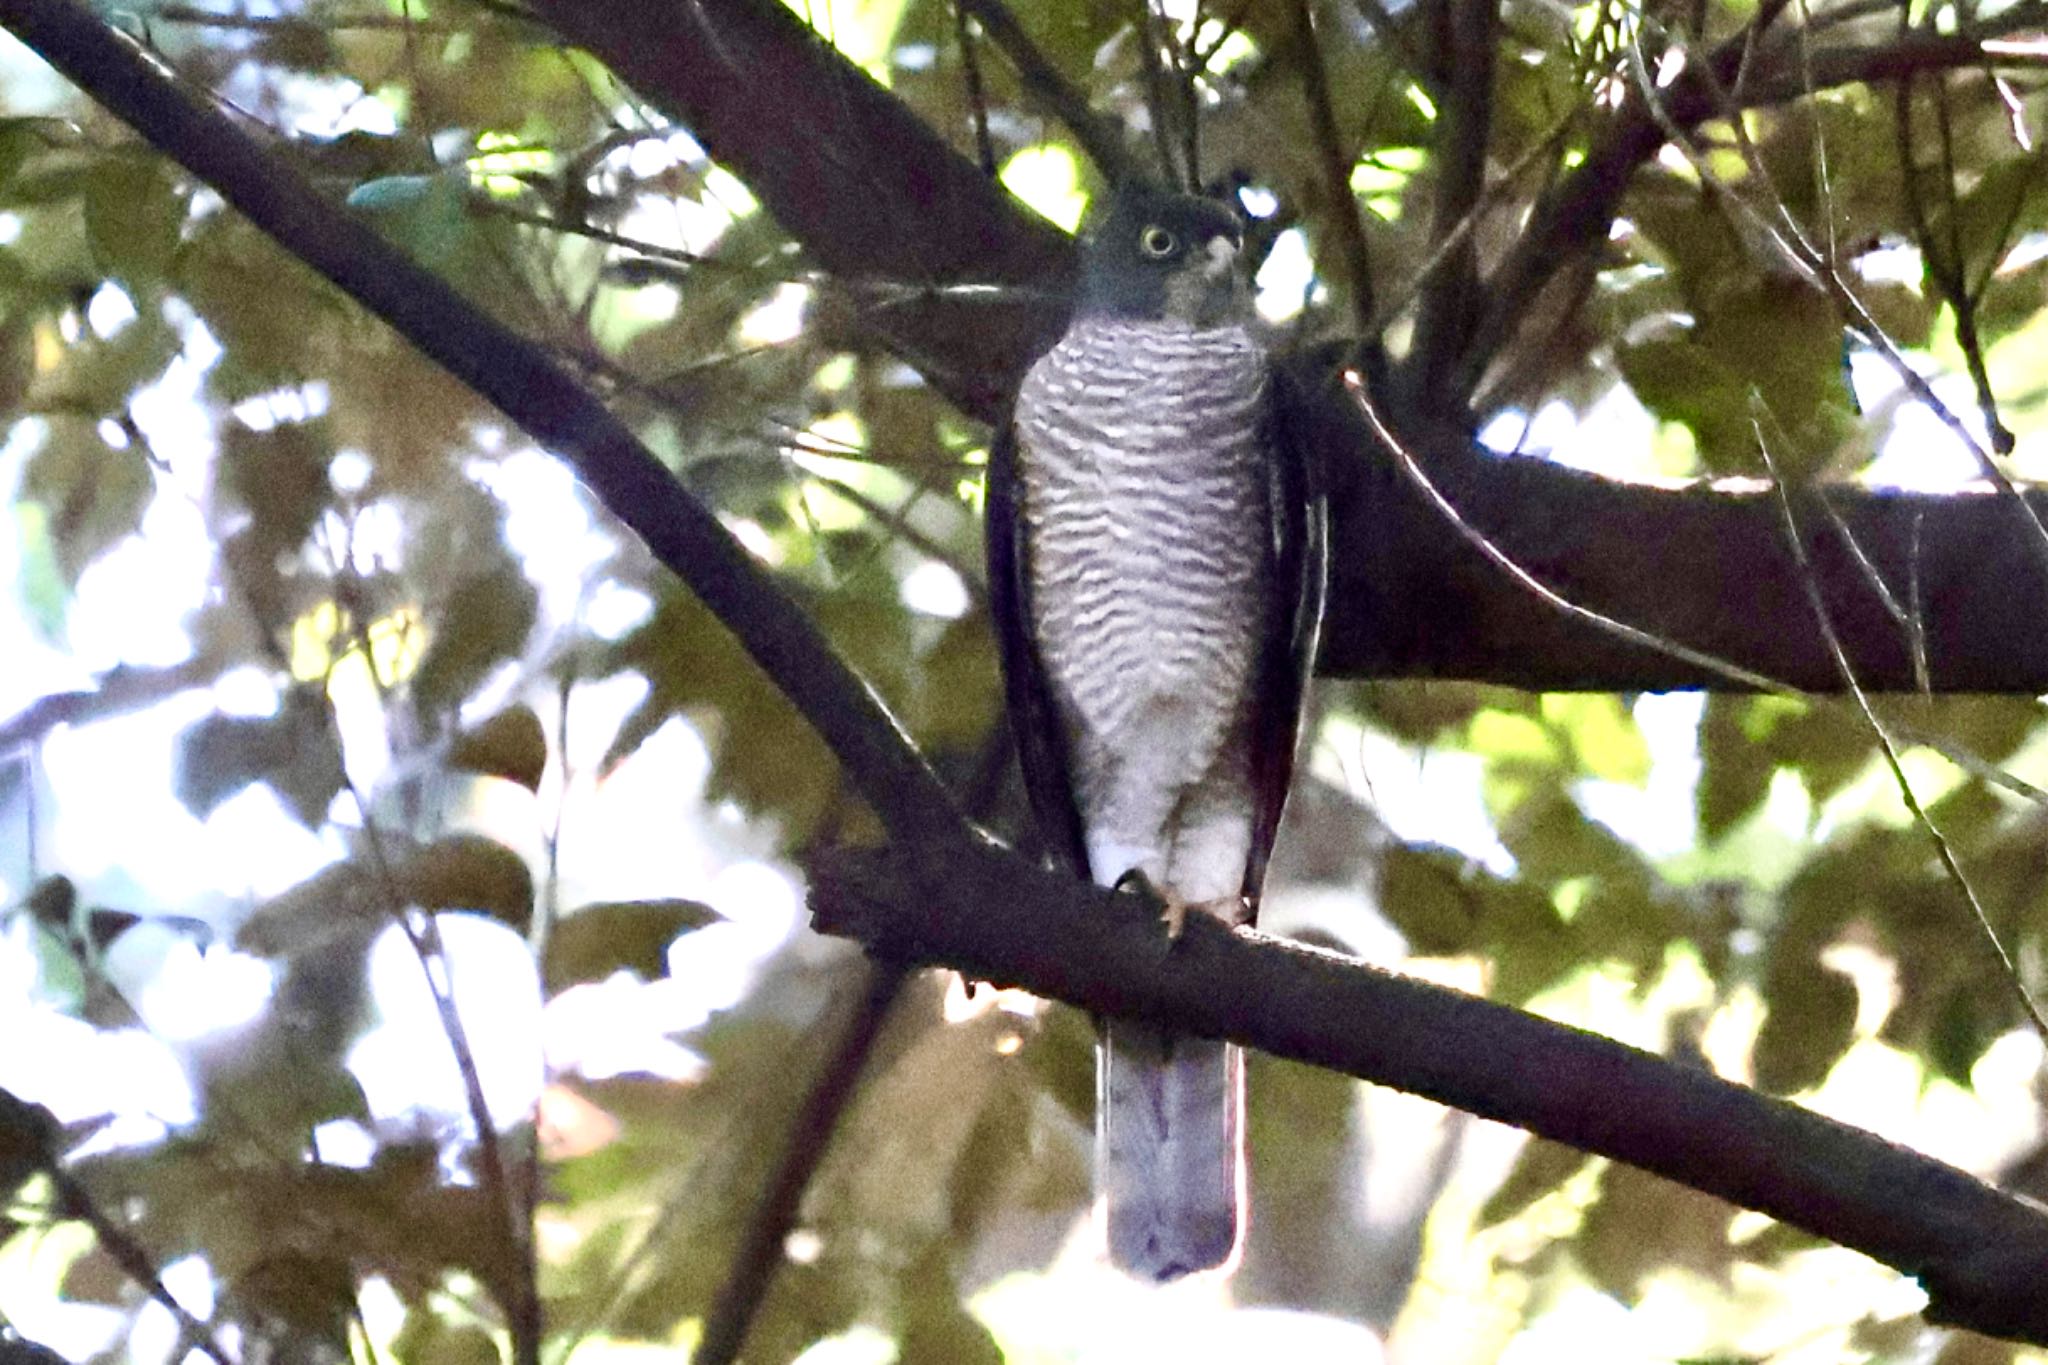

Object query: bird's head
[1076,186,1250,328]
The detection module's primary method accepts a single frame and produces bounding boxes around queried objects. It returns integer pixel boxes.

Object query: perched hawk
[986,185,1326,1280]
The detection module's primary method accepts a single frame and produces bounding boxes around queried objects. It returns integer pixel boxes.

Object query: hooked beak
[1200,235,1240,281]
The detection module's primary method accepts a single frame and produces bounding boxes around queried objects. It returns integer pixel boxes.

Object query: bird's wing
[987,415,1091,877]
[1241,364,1328,916]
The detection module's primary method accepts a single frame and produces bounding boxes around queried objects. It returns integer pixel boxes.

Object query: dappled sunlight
[8,0,2048,1358]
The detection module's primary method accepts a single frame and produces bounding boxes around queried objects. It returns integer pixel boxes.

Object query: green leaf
[1375,844,1480,954]
[1542,694,1649,785]
[449,703,548,791]
[0,120,94,208]
[177,219,346,397]
[1482,881,1579,1005]
[542,899,719,994]
[1928,981,2005,1086]
[24,302,181,414]
[173,691,346,827]
[17,418,152,585]
[347,173,471,267]
[83,154,183,287]
[599,585,838,841]
[219,417,332,553]
[897,1252,1002,1365]
[402,833,534,931]
[389,1316,502,1365]
[1576,1162,1735,1297]
[411,562,539,715]
[1753,960,1857,1094]
[1697,695,1775,840]
[234,836,532,948]
[1478,1137,1591,1228]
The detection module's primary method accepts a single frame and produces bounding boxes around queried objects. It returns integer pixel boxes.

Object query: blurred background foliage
[4,0,2048,1361]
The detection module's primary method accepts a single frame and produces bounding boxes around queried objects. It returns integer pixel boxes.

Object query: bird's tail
[1098,1020,1245,1281]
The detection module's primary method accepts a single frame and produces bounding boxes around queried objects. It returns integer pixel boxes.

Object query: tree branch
[809,838,2048,1348]
[13,0,2048,1348]
[0,1091,234,1365]
[1455,0,1792,402]
[526,0,1076,424]
[1455,0,2048,402]
[1291,0,1377,332]
[694,960,910,1365]
[504,0,2048,696]
[1399,0,1497,410]
[1307,384,2048,690]
[955,0,1144,187]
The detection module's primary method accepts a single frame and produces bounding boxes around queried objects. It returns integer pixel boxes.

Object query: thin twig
[1168,0,1201,189]
[1813,486,1931,693]
[1136,0,1182,186]
[809,474,989,600]
[954,0,1141,186]
[1353,0,1435,93]
[1457,0,1788,400]
[1192,0,1254,71]
[145,1,535,32]
[1293,0,1376,332]
[41,1162,236,1365]
[346,782,541,1360]
[952,1,997,177]
[1754,417,2048,1046]
[1624,21,2048,599]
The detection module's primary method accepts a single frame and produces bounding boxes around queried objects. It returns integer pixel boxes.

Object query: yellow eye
[1138,225,1178,258]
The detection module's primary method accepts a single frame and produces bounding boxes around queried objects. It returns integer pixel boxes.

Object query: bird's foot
[1111,869,1245,943]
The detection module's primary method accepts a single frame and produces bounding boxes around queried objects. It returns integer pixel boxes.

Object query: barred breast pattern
[1015,316,1273,792]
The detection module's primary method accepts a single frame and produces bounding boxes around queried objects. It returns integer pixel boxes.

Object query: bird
[985,183,1325,1281]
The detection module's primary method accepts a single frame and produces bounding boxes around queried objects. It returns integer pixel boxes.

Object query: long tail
[1098,1020,1245,1281]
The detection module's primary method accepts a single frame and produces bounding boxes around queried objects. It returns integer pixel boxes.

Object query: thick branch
[810,838,2048,1347]
[0,0,964,846]
[526,0,1075,424]
[1292,0,1377,332]
[1310,392,2048,691]
[516,0,2048,694]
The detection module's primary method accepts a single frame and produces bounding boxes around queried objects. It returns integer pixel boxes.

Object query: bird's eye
[1138,225,1179,258]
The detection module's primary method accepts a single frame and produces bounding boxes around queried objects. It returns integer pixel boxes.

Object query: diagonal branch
[527,0,1075,424]
[13,1,2048,1350]
[955,0,1142,185]
[693,960,910,1365]
[809,838,2048,1348]
[0,1091,234,1365]
[1454,0,2048,404]
[1292,0,1377,332]
[1455,0,1794,403]
[1400,0,1498,409]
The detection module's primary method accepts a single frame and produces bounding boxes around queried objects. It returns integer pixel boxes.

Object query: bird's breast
[1014,318,1274,764]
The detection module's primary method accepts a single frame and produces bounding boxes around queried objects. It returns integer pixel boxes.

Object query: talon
[1160,892,1191,942]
